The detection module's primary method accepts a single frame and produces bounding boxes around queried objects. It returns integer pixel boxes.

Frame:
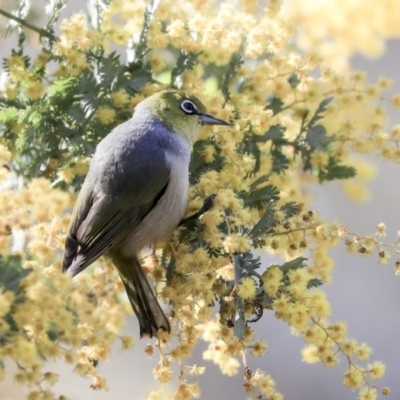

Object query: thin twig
[0,7,57,41]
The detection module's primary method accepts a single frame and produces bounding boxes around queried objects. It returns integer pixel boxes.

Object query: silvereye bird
[62,90,229,337]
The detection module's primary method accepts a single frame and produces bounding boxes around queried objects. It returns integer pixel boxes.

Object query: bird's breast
[119,139,191,256]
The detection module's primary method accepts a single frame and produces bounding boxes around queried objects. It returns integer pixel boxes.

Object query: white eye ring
[180,100,197,115]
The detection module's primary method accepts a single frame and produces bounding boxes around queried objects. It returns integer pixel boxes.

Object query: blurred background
[1,1,400,399]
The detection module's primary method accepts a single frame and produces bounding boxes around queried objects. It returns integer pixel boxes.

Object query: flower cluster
[1,0,399,399]
[0,179,133,397]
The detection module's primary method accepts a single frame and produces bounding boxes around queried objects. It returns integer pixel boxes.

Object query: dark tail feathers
[110,252,170,338]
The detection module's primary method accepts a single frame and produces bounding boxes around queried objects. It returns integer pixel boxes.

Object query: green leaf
[307,97,333,128]
[163,254,176,284]
[234,254,245,280]
[234,253,262,280]
[134,4,153,60]
[250,205,277,239]
[46,323,60,341]
[98,52,121,91]
[221,51,243,102]
[306,124,328,150]
[244,184,280,210]
[0,107,19,125]
[126,65,152,93]
[170,51,201,87]
[48,76,78,98]
[189,140,224,183]
[0,255,31,292]
[270,149,289,173]
[307,278,324,289]
[240,134,261,174]
[267,95,284,115]
[280,257,307,273]
[261,292,273,309]
[318,157,357,182]
[280,201,300,219]
[249,174,271,190]
[78,69,100,112]
[233,296,246,340]
[258,124,285,142]
[288,73,301,88]
[47,76,79,109]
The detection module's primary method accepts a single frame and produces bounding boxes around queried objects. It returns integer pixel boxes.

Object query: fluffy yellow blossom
[381,387,390,395]
[355,343,372,361]
[237,277,257,300]
[175,381,201,399]
[55,13,93,54]
[367,361,386,379]
[24,81,45,100]
[14,337,39,364]
[310,150,329,168]
[216,263,235,280]
[149,54,167,72]
[223,234,252,254]
[101,0,145,45]
[147,392,164,400]
[287,268,310,297]
[111,89,131,108]
[153,360,173,383]
[342,181,370,202]
[249,369,279,397]
[167,19,186,39]
[5,54,26,82]
[327,321,347,342]
[358,388,377,400]
[183,364,206,376]
[392,94,400,108]
[96,106,116,124]
[343,367,364,389]
[120,334,134,351]
[251,339,268,357]
[376,222,386,236]
[58,168,75,184]
[321,353,339,369]
[305,290,331,319]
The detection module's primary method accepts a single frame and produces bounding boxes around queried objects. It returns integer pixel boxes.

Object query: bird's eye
[180,100,197,115]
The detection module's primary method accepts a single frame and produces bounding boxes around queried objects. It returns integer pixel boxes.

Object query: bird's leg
[179,194,217,226]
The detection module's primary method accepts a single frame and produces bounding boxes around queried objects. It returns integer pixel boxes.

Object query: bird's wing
[62,177,94,272]
[62,138,170,276]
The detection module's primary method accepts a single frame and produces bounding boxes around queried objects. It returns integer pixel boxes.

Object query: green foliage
[221,51,244,102]
[170,50,201,87]
[318,157,357,182]
[134,4,153,60]
[279,257,307,273]
[250,201,300,240]
[233,296,246,340]
[244,184,280,210]
[287,73,301,88]
[307,97,332,127]
[0,254,30,292]
[0,255,32,342]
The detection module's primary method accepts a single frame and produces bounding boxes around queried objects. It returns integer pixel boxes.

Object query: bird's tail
[110,252,170,338]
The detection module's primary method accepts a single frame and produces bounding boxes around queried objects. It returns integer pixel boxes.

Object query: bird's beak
[199,114,230,126]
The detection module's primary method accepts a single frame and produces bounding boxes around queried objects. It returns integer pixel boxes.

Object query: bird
[62,89,229,337]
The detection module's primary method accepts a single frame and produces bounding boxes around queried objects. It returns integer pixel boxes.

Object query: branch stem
[0,7,57,41]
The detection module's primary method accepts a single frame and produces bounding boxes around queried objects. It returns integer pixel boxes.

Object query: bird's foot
[179,194,217,226]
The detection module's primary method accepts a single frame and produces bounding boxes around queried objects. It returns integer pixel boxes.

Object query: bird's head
[139,90,229,144]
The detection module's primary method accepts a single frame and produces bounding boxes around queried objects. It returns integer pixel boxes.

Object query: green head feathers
[139,90,229,143]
